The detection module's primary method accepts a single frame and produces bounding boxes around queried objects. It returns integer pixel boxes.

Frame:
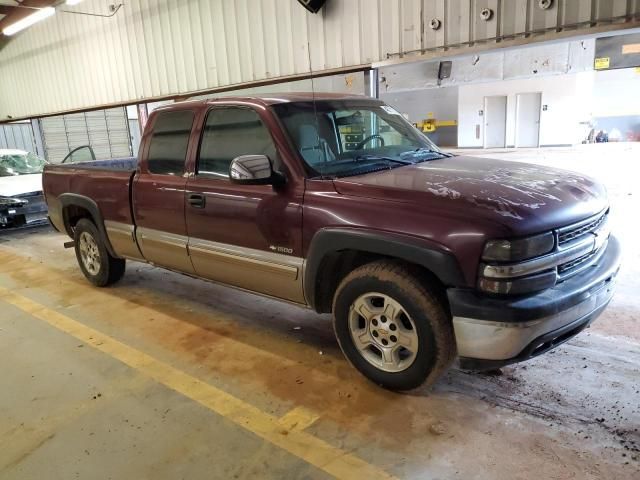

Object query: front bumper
[448,235,621,370]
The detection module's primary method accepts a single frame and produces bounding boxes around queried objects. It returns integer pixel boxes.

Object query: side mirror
[229,155,284,186]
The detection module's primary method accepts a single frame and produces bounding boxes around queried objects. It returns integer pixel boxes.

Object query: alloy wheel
[78,231,101,276]
[348,292,419,373]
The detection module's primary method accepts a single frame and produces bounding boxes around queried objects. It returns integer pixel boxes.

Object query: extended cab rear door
[184,105,305,303]
[132,108,196,273]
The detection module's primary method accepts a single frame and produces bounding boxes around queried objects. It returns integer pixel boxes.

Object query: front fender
[304,227,466,312]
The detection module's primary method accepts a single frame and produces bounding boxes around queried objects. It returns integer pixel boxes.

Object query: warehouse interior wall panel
[376,35,640,148]
[457,72,594,147]
[40,107,132,163]
[193,72,367,99]
[0,123,37,154]
[379,39,596,92]
[1,0,639,120]
[591,67,640,117]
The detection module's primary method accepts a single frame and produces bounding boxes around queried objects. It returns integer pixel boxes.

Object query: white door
[515,92,542,148]
[483,96,507,148]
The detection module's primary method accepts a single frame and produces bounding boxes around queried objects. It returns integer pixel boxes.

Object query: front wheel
[74,218,126,287]
[332,261,455,391]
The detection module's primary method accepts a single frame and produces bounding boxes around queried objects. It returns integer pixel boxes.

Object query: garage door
[0,123,37,154]
[39,107,132,163]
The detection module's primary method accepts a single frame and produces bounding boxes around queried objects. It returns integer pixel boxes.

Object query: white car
[0,149,48,228]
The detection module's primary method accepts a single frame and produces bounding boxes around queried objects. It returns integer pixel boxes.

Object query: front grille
[558,251,595,274]
[558,211,607,245]
[556,210,610,280]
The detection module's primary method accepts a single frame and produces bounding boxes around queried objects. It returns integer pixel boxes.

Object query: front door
[185,106,304,303]
[133,109,196,274]
[484,95,507,148]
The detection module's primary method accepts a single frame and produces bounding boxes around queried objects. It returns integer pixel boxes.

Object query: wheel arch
[304,228,466,313]
[59,193,118,257]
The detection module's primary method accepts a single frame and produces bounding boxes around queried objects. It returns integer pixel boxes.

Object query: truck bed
[55,157,138,171]
[43,157,138,234]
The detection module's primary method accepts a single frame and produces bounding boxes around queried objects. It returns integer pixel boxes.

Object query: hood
[332,156,608,235]
[0,174,43,197]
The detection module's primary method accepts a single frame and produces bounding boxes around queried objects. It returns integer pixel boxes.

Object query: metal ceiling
[1,0,640,122]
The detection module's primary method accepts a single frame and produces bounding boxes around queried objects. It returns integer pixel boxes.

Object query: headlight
[479,231,557,295]
[481,232,555,262]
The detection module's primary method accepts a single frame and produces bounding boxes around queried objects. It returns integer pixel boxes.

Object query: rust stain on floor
[1,231,638,480]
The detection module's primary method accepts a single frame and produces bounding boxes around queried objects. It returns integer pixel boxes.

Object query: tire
[74,218,126,287]
[332,260,455,391]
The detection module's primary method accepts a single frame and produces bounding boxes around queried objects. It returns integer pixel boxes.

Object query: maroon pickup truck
[43,93,620,390]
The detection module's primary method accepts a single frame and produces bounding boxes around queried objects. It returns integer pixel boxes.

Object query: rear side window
[197,108,277,178]
[147,110,195,175]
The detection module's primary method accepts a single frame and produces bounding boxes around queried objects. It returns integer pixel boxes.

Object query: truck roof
[154,93,378,112]
[226,92,374,104]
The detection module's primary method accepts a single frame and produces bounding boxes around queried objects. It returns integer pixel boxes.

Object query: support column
[364,69,379,99]
[30,119,46,159]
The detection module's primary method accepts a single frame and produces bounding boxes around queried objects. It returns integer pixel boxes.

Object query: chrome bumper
[449,235,621,369]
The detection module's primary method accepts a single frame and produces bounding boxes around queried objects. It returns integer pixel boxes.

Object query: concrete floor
[1,143,638,479]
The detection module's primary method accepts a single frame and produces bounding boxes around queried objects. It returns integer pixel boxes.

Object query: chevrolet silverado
[42,93,620,390]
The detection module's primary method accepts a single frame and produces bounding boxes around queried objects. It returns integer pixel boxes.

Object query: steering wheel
[355,134,385,150]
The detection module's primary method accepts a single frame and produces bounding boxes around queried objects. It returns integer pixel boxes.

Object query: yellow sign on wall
[594,57,610,70]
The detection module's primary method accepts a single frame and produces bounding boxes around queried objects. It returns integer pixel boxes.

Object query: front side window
[197,108,277,178]
[147,110,194,175]
[273,100,448,178]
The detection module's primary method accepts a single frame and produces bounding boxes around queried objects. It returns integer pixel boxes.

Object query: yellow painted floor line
[0,287,397,480]
[278,406,321,432]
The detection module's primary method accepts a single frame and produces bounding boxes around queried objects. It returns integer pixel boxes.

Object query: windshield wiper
[312,155,412,179]
[353,154,413,165]
[400,147,451,162]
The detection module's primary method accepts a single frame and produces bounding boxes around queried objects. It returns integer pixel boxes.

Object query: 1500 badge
[269,245,293,254]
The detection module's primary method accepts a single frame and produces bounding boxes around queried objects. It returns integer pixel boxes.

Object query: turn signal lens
[478,270,557,295]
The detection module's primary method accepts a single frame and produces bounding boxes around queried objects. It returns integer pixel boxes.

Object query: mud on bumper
[448,235,621,371]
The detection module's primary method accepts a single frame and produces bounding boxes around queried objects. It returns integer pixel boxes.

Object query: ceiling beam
[0,0,56,34]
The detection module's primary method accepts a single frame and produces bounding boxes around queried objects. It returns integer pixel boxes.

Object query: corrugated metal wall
[40,108,132,163]
[0,123,36,153]
[0,0,638,120]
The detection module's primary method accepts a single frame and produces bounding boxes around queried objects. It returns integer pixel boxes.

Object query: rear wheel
[74,218,125,287]
[332,260,455,391]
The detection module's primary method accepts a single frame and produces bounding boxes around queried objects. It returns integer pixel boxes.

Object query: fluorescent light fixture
[65,0,85,5]
[2,7,56,36]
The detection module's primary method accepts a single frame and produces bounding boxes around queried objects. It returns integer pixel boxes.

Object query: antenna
[306,16,325,166]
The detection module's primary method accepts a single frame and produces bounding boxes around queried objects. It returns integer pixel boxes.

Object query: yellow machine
[414,113,457,133]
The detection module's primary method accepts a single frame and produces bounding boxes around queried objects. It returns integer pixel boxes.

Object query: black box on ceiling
[594,33,640,70]
[297,0,327,14]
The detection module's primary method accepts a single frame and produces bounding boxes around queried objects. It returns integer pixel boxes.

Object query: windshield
[272,100,449,178]
[0,151,47,177]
